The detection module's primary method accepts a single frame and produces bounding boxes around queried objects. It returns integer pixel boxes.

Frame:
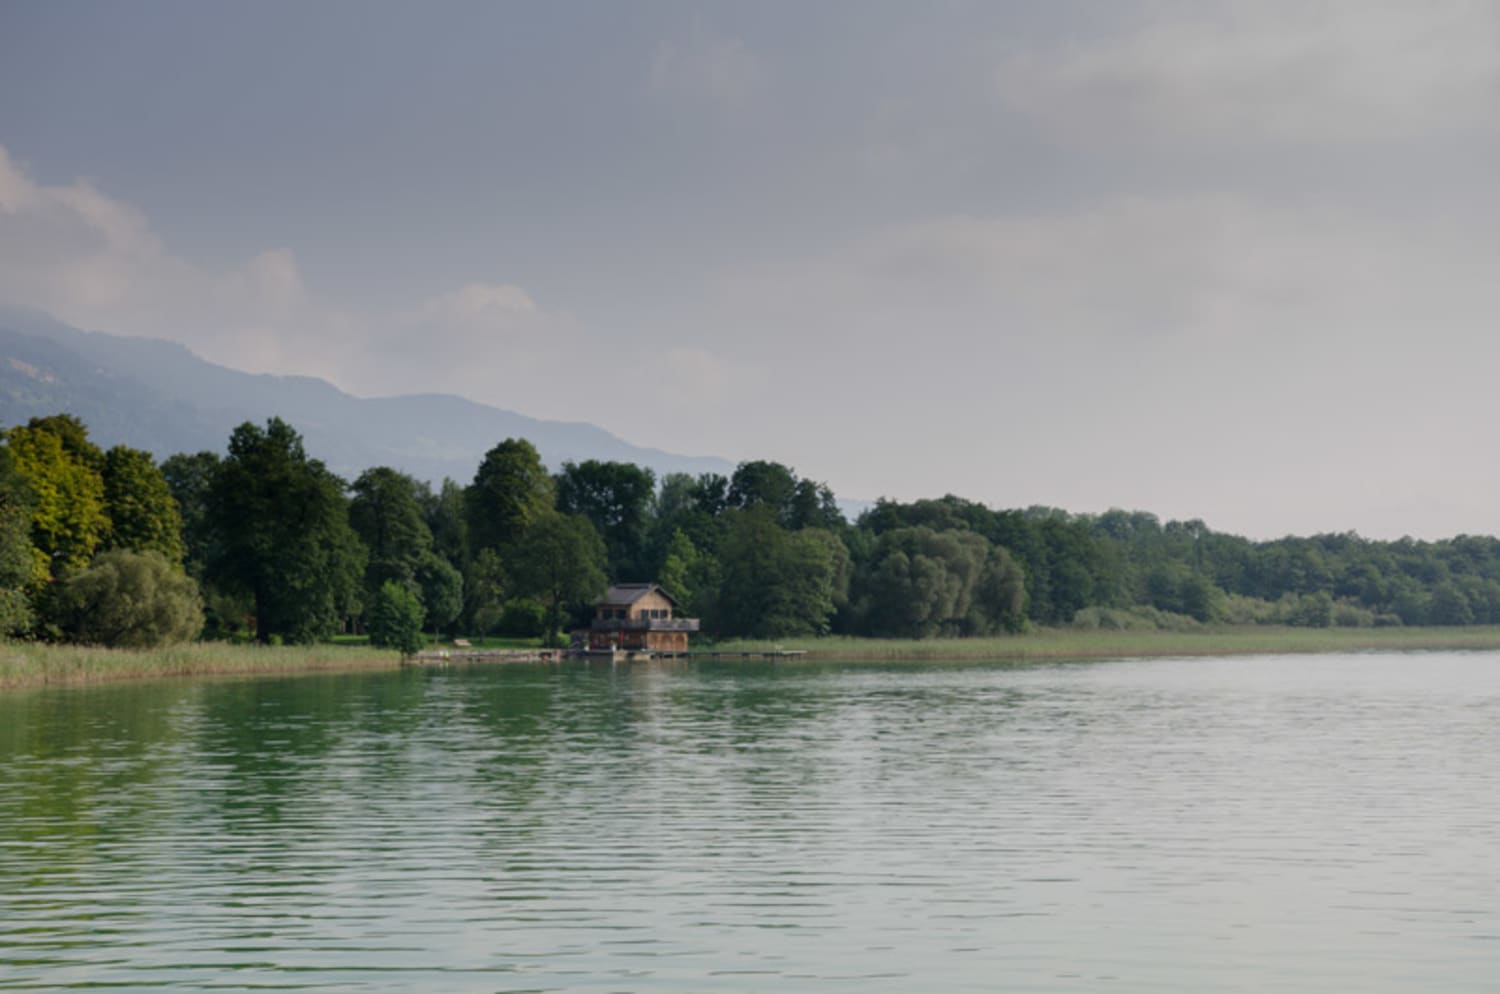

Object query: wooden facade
[587,583,700,652]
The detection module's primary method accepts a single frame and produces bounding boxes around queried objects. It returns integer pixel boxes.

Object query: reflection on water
[3,653,1500,992]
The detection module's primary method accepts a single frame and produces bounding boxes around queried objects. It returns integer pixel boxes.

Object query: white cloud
[422,282,538,321]
[997,0,1500,142]
[704,192,1500,537]
[723,194,1499,352]
[0,144,747,440]
[0,144,334,373]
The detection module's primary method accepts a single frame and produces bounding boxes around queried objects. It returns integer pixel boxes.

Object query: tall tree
[689,473,730,516]
[508,512,607,643]
[102,446,186,564]
[421,478,470,571]
[0,447,36,633]
[786,478,845,530]
[657,529,699,605]
[415,550,464,636]
[466,438,554,554]
[715,507,838,638]
[161,451,221,578]
[727,460,798,515]
[349,467,433,597]
[4,422,110,585]
[555,459,655,579]
[206,418,365,644]
[463,547,507,635]
[849,527,1021,637]
[26,414,104,473]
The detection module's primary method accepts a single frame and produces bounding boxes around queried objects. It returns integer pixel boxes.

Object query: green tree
[0,450,36,634]
[421,478,470,571]
[415,551,464,636]
[555,459,655,579]
[463,547,507,635]
[206,418,366,644]
[367,580,425,656]
[466,438,554,554]
[786,478,844,530]
[1430,581,1475,626]
[4,422,110,585]
[26,414,104,472]
[716,507,837,637]
[508,512,607,643]
[850,527,998,638]
[646,473,728,578]
[161,451,221,578]
[657,528,698,605]
[349,467,433,598]
[1145,562,1224,622]
[102,446,186,563]
[727,460,798,517]
[975,546,1028,633]
[56,549,203,648]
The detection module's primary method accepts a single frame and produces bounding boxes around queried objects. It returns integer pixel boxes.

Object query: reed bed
[0,640,402,689]
[7,625,1500,690]
[708,626,1500,662]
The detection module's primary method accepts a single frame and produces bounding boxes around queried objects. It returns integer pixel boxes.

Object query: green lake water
[2,652,1499,992]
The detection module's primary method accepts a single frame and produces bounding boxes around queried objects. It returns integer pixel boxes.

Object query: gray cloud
[4,3,1499,538]
[996,0,1500,143]
[0,145,748,446]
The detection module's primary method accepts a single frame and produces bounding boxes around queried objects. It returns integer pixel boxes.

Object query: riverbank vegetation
[0,640,401,689]
[711,625,1500,662]
[9,625,1500,691]
[7,411,1500,661]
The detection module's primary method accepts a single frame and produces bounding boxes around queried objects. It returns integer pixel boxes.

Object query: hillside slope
[0,308,736,485]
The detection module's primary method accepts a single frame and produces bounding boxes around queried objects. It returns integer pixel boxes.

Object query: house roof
[596,583,679,607]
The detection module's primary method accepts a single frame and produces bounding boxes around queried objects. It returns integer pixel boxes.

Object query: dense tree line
[4,411,1500,649]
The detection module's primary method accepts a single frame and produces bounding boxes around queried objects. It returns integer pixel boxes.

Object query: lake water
[2,652,1499,992]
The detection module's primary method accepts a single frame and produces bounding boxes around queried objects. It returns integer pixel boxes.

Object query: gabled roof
[596,583,679,607]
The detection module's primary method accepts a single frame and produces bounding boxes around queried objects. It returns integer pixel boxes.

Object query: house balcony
[590,617,700,632]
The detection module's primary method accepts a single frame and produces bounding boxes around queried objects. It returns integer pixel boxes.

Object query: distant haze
[2,1,1498,540]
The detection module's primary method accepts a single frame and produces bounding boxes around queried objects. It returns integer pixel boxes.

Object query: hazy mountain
[0,308,737,486]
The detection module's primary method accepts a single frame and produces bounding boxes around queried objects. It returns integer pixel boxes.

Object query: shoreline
[0,641,404,691]
[7,625,1500,690]
[706,625,1500,662]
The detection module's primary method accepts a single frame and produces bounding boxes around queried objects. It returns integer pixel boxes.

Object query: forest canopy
[3,412,1499,648]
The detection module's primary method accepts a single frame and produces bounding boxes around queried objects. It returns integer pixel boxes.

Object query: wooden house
[587,583,700,652]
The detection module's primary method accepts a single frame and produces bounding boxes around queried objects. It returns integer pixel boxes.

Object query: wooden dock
[409,647,806,665]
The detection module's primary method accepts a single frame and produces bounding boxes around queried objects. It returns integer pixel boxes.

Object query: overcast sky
[2,1,1498,540]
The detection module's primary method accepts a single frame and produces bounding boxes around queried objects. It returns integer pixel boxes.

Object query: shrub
[1070,605,1201,632]
[367,581,425,656]
[1331,600,1376,628]
[1220,594,1276,626]
[58,549,203,648]
[497,597,547,637]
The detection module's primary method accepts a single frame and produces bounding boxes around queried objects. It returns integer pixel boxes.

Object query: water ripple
[3,653,1500,991]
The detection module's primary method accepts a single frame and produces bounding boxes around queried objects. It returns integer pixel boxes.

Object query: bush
[1220,594,1276,625]
[1070,605,1201,632]
[58,549,203,648]
[1278,592,1334,628]
[497,597,547,637]
[368,581,425,656]
[1332,600,1376,628]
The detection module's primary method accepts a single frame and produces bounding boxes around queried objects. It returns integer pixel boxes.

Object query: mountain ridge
[0,308,738,486]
